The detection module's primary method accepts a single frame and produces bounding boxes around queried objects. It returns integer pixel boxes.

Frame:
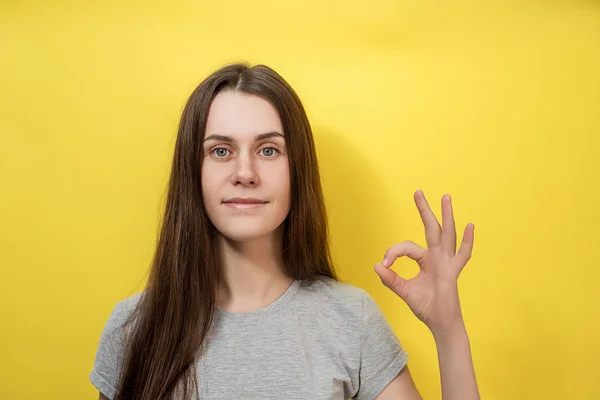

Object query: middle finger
[441,194,457,256]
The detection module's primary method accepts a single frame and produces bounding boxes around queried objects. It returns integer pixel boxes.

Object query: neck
[216,229,293,312]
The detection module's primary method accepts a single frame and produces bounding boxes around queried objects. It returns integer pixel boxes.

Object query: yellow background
[1,0,599,398]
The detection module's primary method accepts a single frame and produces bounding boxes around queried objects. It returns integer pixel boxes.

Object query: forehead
[205,91,284,138]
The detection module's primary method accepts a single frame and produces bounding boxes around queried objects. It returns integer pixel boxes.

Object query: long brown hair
[113,63,338,399]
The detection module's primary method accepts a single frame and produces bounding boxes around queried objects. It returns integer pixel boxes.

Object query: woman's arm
[433,322,479,400]
[373,191,480,399]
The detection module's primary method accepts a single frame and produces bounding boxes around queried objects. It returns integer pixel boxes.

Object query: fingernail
[382,257,388,267]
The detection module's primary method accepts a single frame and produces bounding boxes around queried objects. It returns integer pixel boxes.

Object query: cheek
[201,166,220,202]
[274,165,291,204]
[201,171,222,227]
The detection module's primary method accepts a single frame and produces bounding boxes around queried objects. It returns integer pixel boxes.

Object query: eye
[212,147,230,158]
[260,147,279,157]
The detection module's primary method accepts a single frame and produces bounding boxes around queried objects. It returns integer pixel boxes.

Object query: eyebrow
[203,131,285,143]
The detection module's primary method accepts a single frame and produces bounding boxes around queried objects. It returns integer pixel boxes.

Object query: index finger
[414,190,442,247]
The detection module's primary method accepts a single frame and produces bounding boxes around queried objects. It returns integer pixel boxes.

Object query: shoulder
[100,292,144,339]
[297,275,372,323]
[89,292,144,398]
[297,276,397,340]
[294,275,409,400]
[299,275,366,299]
[95,292,144,348]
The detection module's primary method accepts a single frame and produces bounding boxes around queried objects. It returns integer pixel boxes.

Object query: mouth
[222,198,269,210]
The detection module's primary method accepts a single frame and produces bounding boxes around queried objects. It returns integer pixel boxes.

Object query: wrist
[431,319,468,345]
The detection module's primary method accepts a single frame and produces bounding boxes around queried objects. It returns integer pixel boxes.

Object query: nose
[231,154,260,187]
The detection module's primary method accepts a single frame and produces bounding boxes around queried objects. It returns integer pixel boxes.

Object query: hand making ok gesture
[374,190,475,335]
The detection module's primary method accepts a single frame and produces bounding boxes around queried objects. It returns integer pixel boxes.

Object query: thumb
[374,263,409,301]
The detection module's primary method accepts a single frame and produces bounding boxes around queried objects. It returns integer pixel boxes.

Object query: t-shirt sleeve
[89,297,135,399]
[354,290,409,400]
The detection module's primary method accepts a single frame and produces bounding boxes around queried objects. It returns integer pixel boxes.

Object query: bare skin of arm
[374,191,480,400]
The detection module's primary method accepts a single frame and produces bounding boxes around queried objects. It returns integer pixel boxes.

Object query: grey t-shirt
[90,276,409,399]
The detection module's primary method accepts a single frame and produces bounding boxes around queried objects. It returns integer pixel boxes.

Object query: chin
[217,224,281,243]
[220,231,273,243]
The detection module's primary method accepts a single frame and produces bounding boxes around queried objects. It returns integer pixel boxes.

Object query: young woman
[90,63,480,400]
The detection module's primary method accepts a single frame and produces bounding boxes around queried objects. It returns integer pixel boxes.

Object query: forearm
[433,321,480,400]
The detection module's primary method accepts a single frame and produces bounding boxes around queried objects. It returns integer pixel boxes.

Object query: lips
[223,198,268,204]
[222,198,269,210]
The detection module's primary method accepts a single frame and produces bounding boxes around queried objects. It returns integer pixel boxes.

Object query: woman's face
[201,90,291,242]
